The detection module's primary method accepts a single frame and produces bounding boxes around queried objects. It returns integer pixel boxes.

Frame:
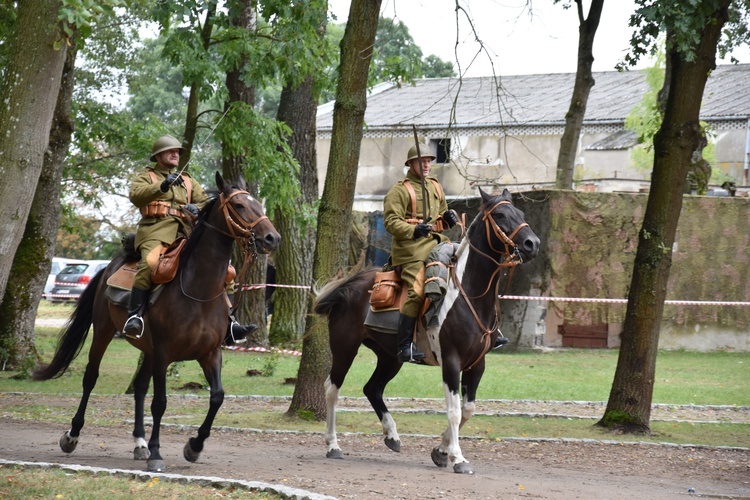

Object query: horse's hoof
[147,459,165,472]
[133,446,150,460]
[453,462,474,474]
[431,447,448,468]
[183,441,200,463]
[384,437,401,453]
[326,448,344,459]
[59,431,78,454]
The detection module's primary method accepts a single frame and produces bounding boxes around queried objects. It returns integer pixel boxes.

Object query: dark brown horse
[314,187,539,474]
[33,172,280,472]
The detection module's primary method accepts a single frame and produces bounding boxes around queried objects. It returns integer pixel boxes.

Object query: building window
[431,138,451,164]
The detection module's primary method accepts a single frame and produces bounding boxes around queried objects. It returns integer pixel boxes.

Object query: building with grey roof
[316,64,750,208]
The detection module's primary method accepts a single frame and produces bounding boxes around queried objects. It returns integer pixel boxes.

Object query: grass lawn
[1,302,746,449]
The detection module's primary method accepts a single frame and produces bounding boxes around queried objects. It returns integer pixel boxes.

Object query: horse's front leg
[131,353,152,460]
[146,354,169,472]
[433,362,483,474]
[184,349,224,464]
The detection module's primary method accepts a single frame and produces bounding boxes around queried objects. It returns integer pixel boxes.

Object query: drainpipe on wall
[745,119,750,186]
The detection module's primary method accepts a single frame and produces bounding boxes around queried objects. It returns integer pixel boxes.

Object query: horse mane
[179,194,219,263]
[313,267,378,315]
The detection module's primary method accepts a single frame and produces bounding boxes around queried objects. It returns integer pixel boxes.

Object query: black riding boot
[225,315,257,346]
[224,293,256,346]
[493,335,510,349]
[123,287,149,339]
[396,314,424,363]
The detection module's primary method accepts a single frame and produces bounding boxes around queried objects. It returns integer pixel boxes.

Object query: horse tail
[313,267,377,316]
[32,268,104,381]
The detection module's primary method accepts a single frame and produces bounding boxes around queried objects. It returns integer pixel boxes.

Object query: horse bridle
[181,190,269,303]
[451,200,529,370]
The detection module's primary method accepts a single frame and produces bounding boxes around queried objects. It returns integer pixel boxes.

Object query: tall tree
[0,36,78,370]
[598,0,746,433]
[288,0,383,419]
[0,0,67,299]
[554,0,605,189]
[270,76,320,346]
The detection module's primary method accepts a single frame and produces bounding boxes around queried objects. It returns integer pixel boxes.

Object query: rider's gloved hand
[160,172,184,192]
[412,223,432,239]
[442,209,459,228]
[183,203,199,216]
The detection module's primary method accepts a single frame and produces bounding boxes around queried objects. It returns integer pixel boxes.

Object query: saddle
[104,242,234,309]
[364,251,455,367]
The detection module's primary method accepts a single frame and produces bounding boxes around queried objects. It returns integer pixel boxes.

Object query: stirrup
[123,315,144,340]
[398,343,425,363]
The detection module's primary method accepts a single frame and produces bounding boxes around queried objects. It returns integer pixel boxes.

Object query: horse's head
[476,187,540,264]
[215,172,281,255]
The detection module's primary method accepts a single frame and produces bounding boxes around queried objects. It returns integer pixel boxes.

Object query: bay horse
[314,187,540,474]
[33,172,280,472]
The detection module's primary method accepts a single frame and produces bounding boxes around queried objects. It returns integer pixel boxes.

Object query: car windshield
[59,264,88,275]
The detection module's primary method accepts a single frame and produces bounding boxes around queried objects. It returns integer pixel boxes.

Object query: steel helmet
[404,143,436,166]
[150,135,185,162]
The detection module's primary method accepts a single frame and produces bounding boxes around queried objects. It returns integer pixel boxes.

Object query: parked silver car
[47,260,110,303]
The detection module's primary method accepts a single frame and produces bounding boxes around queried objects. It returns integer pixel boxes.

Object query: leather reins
[450,200,528,370]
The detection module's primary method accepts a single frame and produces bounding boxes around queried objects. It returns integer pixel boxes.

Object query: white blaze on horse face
[426,239,470,365]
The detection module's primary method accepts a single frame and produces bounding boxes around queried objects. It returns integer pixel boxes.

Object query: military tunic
[129,165,209,289]
[383,170,449,316]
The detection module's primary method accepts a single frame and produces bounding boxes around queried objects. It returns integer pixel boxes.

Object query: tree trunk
[270,76,319,346]
[0,37,77,371]
[289,0,383,420]
[0,0,67,299]
[598,1,730,433]
[555,0,604,190]
[221,0,267,343]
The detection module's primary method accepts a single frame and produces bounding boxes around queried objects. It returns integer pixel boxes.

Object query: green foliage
[624,54,721,180]
[57,0,125,48]
[216,103,302,220]
[261,352,280,377]
[0,0,18,69]
[321,16,455,102]
[296,408,316,421]
[621,0,750,69]
[423,54,456,78]
[624,57,665,173]
[371,16,455,85]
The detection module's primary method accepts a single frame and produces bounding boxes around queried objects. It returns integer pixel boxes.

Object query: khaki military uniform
[383,170,449,317]
[129,165,209,290]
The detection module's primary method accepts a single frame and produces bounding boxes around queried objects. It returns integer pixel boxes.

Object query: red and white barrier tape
[498,295,750,306]
[241,284,750,306]
[224,345,302,356]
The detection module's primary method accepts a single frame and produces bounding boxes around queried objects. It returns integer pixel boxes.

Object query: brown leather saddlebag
[369,270,401,309]
[151,237,187,284]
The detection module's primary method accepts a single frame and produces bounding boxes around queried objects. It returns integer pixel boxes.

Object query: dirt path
[1,394,748,499]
